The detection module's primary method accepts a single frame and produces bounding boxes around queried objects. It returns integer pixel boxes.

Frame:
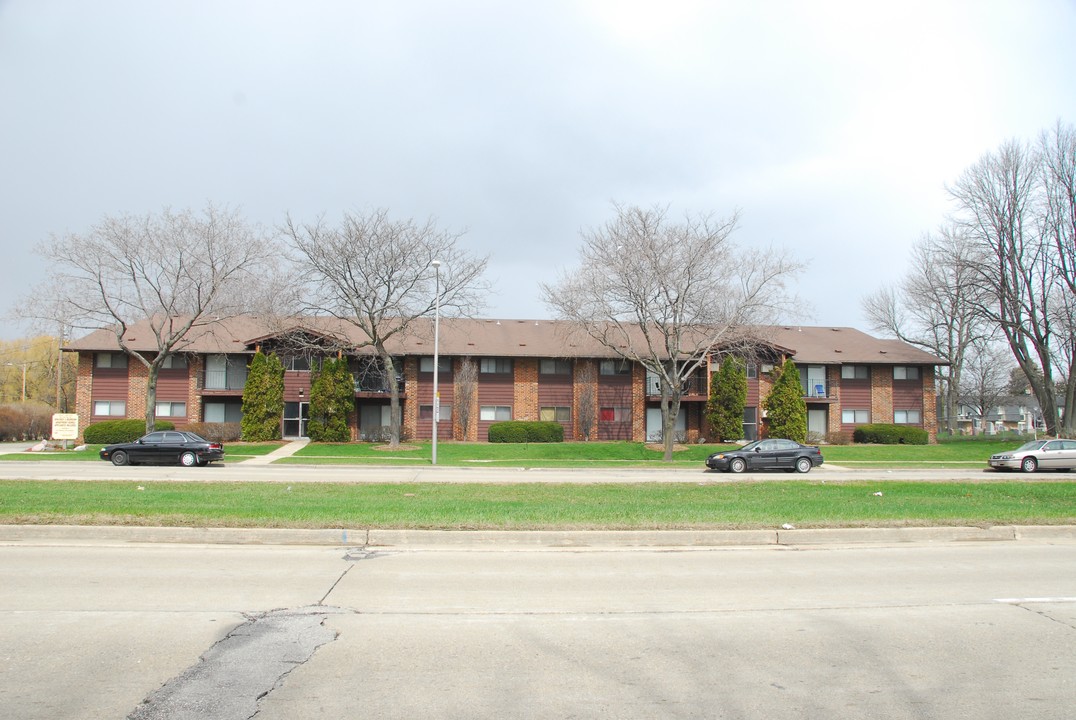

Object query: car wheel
[795,457,813,474]
[180,451,197,467]
[110,450,128,467]
[1021,456,1038,473]
[729,458,746,473]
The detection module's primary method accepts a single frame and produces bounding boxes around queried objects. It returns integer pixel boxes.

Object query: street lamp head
[432,259,442,269]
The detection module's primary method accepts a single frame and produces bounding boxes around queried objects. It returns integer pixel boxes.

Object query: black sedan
[99,430,224,467]
[706,439,824,473]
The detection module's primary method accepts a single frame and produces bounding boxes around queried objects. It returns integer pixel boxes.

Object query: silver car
[988,439,1076,472]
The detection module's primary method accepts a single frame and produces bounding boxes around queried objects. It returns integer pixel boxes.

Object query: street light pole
[432,259,442,466]
[4,362,27,402]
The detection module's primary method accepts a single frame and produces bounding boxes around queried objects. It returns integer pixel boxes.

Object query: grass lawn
[279,438,1019,468]
[1,479,1073,530]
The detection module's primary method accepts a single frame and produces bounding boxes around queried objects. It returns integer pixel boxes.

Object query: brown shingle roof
[64,316,945,366]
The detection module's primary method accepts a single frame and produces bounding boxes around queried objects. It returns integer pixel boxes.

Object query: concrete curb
[2,524,1075,548]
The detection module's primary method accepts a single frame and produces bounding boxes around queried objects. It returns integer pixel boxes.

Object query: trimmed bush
[488,421,564,443]
[84,419,175,444]
[185,422,242,442]
[852,424,929,445]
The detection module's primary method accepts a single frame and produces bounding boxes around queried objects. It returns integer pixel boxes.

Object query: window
[479,406,512,421]
[841,365,868,380]
[894,409,921,424]
[842,409,869,423]
[161,355,187,370]
[599,407,630,422]
[419,357,452,373]
[894,366,920,380]
[93,400,126,416]
[540,406,571,422]
[539,359,571,375]
[419,404,453,421]
[599,359,631,375]
[204,401,243,423]
[746,363,758,379]
[480,358,512,374]
[95,352,127,369]
[205,355,249,389]
[284,356,310,371]
[155,401,187,417]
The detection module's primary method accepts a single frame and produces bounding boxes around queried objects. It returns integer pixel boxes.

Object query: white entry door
[646,407,685,442]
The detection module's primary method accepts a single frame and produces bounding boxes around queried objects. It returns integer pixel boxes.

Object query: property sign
[52,413,79,440]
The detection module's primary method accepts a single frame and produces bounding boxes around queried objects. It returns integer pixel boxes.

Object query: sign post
[51,413,79,450]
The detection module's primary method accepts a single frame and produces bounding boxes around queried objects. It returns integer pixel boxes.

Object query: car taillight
[209,443,222,450]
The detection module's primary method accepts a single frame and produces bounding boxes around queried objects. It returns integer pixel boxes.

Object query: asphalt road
[2,536,1075,719]
[0,458,1012,483]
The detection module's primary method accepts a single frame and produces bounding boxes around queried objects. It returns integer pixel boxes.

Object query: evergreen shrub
[488,421,564,443]
[852,424,929,445]
[84,419,175,444]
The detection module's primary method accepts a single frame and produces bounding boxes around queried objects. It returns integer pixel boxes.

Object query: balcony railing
[801,379,830,399]
[645,376,708,396]
[353,376,405,394]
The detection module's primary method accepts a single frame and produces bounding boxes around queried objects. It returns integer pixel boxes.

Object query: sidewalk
[239,438,310,465]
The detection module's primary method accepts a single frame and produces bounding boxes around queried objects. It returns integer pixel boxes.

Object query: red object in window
[599,408,615,422]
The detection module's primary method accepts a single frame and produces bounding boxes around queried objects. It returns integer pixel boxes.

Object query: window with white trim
[842,408,869,423]
[479,405,512,421]
[599,407,630,422]
[155,401,187,417]
[894,409,921,424]
[419,404,453,421]
[540,406,571,422]
[93,400,126,416]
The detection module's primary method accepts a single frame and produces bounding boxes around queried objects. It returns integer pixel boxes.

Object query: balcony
[645,375,708,397]
[801,379,831,399]
[354,376,405,395]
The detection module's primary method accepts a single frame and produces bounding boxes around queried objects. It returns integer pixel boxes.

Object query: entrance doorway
[283,401,309,439]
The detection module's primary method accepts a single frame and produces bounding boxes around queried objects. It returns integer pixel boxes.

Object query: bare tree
[949,132,1076,435]
[25,205,268,432]
[575,361,597,441]
[862,225,988,435]
[283,209,489,447]
[542,203,805,460]
[454,357,478,441]
[958,339,1012,434]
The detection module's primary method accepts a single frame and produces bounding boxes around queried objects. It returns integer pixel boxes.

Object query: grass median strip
[1,480,1073,530]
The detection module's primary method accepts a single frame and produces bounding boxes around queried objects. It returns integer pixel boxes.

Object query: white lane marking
[994,597,1076,603]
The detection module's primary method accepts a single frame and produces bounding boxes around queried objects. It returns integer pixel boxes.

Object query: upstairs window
[894,366,920,380]
[480,358,512,374]
[95,352,127,369]
[161,355,187,370]
[539,359,571,375]
[599,359,631,376]
[419,357,452,373]
[841,365,868,380]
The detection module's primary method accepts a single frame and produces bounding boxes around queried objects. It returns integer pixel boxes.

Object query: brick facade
[871,366,893,424]
[513,359,539,421]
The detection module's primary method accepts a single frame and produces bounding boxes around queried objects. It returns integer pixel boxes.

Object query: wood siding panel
[416,369,455,439]
[477,372,514,440]
[156,369,189,401]
[538,374,574,439]
[597,375,633,440]
[840,379,872,430]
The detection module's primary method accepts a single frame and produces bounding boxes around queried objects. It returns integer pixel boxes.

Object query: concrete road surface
[2,535,1075,719]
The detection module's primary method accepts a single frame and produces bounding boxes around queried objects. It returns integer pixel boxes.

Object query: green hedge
[488,421,565,443]
[84,419,175,444]
[852,424,929,445]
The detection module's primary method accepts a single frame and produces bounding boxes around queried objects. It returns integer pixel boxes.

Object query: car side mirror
[754,447,761,453]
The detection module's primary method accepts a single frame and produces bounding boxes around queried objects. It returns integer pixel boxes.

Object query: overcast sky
[2,0,1075,341]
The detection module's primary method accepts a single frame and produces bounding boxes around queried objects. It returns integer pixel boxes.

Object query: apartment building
[66,316,944,443]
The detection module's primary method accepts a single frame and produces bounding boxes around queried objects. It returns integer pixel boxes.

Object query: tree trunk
[660,376,682,462]
[144,363,160,434]
[380,348,402,447]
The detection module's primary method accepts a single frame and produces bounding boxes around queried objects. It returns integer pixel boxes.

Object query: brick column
[514,359,539,421]
[871,366,893,424]
[187,355,204,423]
[827,366,842,437]
[128,360,148,422]
[402,357,418,441]
[922,366,939,442]
[631,363,646,442]
[75,354,93,442]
